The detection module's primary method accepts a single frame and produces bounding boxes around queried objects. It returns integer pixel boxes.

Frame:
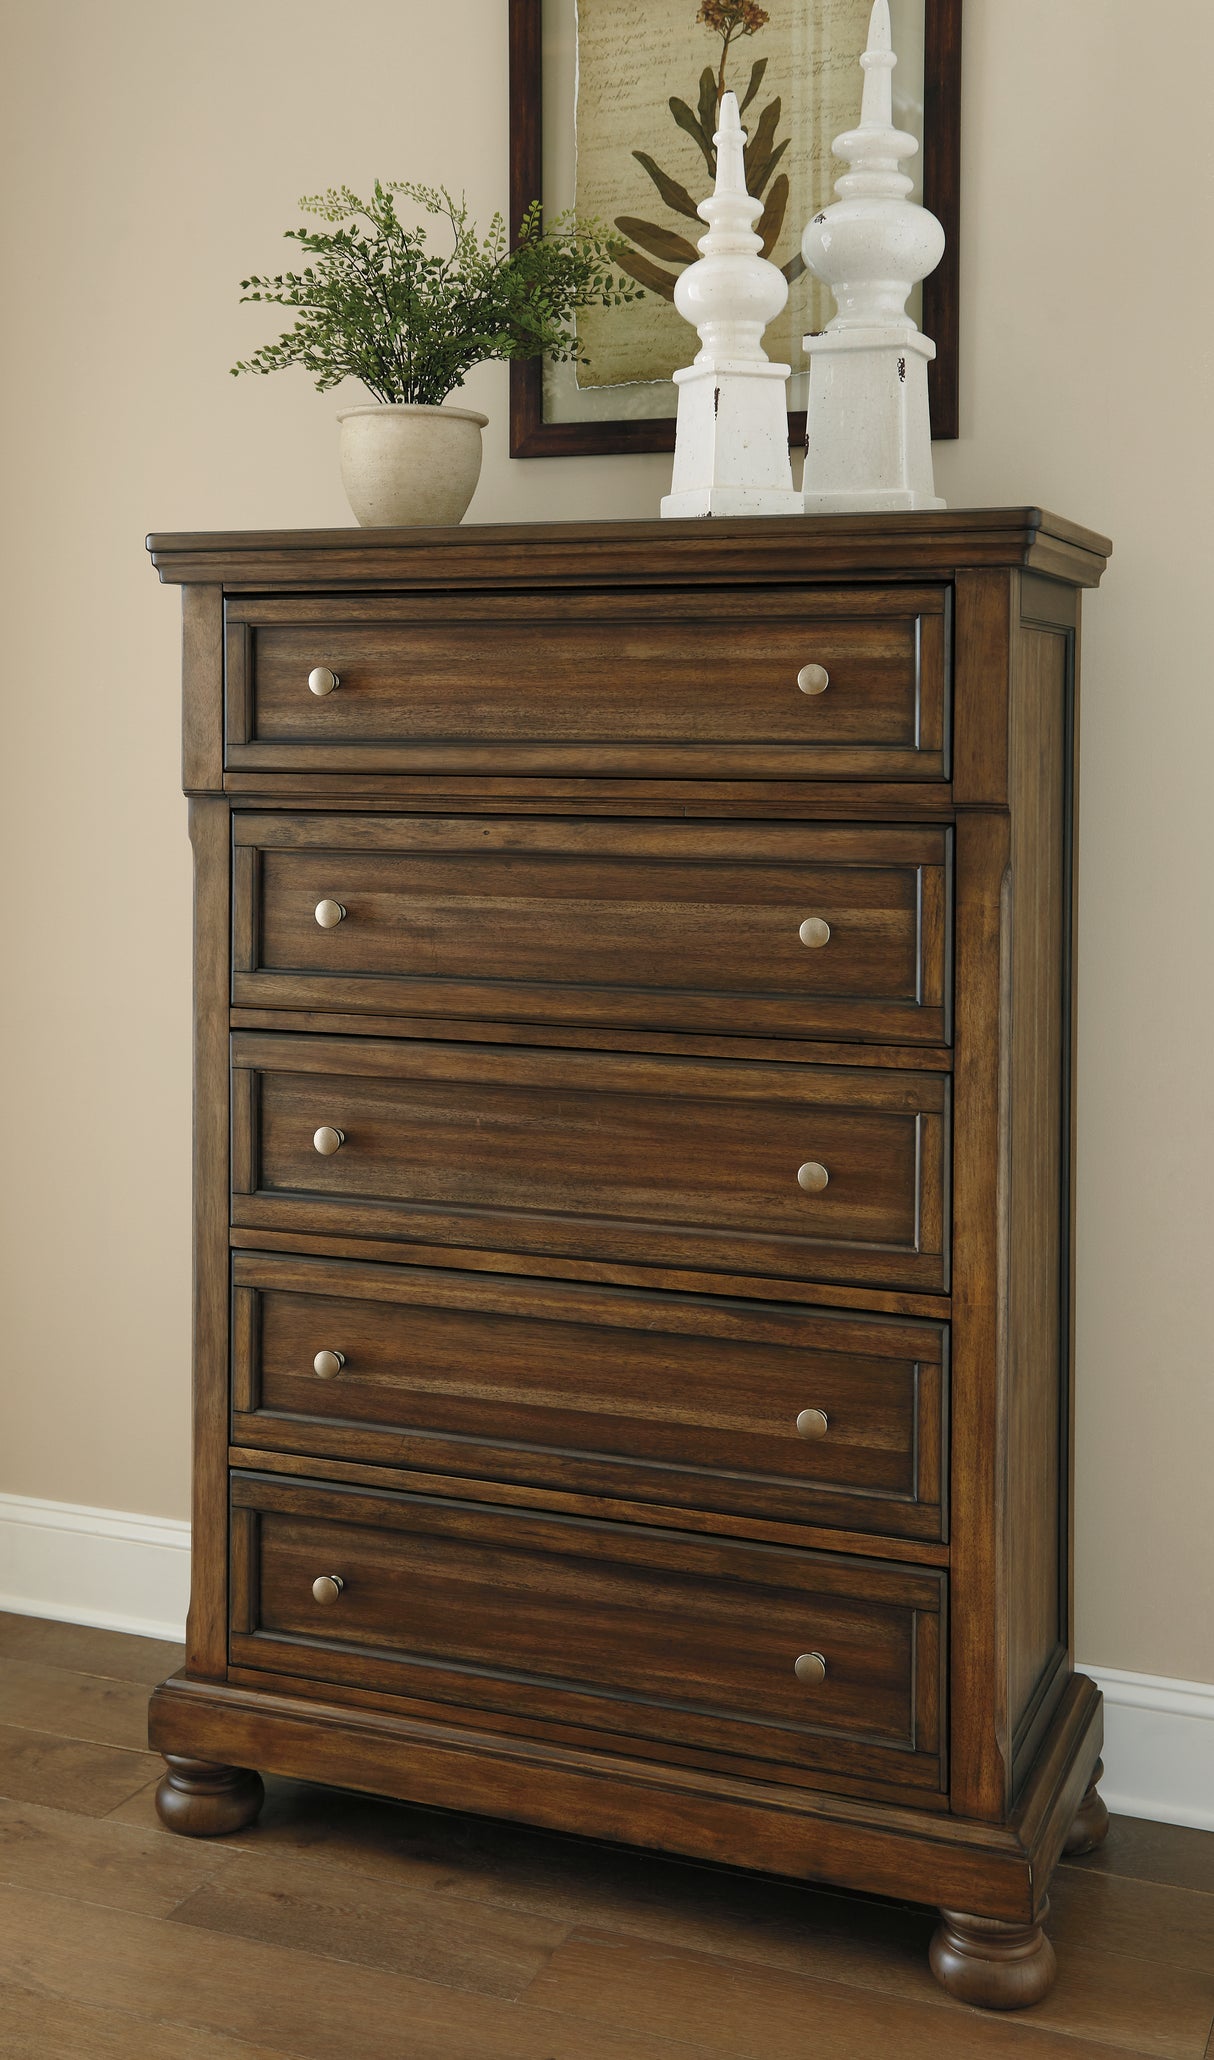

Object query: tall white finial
[799,0,946,513]
[661,91,801,520]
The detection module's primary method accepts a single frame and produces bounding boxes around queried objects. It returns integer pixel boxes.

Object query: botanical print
[574,0,873,387]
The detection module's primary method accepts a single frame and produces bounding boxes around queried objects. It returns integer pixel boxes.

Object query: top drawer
[224,588,950,781]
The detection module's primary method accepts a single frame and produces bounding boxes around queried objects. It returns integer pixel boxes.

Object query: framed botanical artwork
[509,0,961,457]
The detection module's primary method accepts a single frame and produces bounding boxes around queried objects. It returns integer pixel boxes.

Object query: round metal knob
[796,1408,830,1441]
[313,1350,346,1380]
[314,899,346,929]
[311,1575,345,1605]
[797,664,830,696]
[799,918,831,949]
[794,1650,827,1685]
[797,1161,830,1193]
[308,666,341,696]
[313,1126,346,1156]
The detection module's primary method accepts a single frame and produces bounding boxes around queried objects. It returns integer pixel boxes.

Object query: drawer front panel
[225,589,949,780]
[229,1472,946,1789]
[233,816,951,1046]
[231,1253,948,1539]
[231,1035,950,1292]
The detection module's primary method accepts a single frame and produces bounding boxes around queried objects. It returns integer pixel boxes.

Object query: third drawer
[231,1034,950,1293]
[231,1251,948,1540]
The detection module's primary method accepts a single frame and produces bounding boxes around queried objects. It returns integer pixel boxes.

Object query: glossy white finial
[799,0,946,513]
[662,91,800,520]
[803,0,941,331]
[673,93,787,367]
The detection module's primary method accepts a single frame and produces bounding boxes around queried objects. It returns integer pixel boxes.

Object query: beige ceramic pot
[336,402,489,526]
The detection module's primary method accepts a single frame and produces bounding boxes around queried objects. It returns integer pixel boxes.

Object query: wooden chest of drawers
[147,510,1112,2010]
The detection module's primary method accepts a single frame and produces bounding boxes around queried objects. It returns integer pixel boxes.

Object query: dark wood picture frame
[509,0,962,457]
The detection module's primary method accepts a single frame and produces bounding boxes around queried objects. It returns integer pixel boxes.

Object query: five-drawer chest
[146,510,1111,2010]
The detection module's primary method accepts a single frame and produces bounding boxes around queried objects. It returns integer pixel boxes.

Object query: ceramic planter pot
[336,402,489,526]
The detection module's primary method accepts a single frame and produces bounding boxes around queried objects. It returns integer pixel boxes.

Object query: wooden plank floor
[1,1612,1211,2060]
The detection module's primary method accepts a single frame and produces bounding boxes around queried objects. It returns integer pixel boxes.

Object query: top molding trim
[146,510,1112,593]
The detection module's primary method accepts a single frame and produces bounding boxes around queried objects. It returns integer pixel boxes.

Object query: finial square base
[662,362,799,521]
[802,329,944,514]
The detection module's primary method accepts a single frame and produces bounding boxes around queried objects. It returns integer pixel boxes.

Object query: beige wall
[1,1,1210,1684]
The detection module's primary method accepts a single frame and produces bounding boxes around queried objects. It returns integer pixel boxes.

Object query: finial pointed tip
[711,88,749,198]
[868,0,892,50]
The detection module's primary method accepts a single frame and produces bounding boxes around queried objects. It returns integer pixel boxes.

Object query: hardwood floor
[1,1611,1210,2059]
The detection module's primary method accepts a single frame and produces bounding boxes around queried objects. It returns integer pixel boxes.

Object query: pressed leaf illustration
[632,152,702,222]
[615,217,701,265]
[614,2,801,304]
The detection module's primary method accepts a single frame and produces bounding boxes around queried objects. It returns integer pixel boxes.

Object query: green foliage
[231,182,642,406]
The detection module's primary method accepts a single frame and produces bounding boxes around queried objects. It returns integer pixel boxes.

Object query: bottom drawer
[230,1473,946,1793]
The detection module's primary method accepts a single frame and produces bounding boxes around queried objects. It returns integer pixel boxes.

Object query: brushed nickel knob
[314,899,346,929]
[796,1408,830,1441]
[313,1349,346,1380]
[307,666,341,696]
[797,664,830,696]
[799,918,831,949]
[794,1650,827,1685]
[311,1574,344,1605]
[797,1161,830,1193]
[313,1126,346,1156]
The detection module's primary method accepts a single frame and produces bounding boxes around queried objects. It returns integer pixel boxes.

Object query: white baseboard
[1079,1662,1214,1833]
[0,1491,189,1643]
[1,1494,1209,1831]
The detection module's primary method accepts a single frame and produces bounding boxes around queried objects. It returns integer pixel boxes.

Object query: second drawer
[232,815,952,1047]
[231,1251,948,1539]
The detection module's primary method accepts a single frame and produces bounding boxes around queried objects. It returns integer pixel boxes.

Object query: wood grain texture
[0,1722,161,1817]
[180,583,224,794]
[228,1471,946,1793]
[0,1610,183,1686]
[523,1926,1182,2060]
[229,1006,956,1072]
[0,1981,298,2060]
[232,1032,951,1293]
[229,1221,953,1319]
[0,1883,719,2060]
[0,1657,152,1751]
[146,509,1112,592]
[148,1670,1103,1924]
[167,1843,571,1999]
[187,797,232,1678]
[226,1445,952,1567]
[0,1793,229,1916]
[1007,621,1072,1773]
[226,586,948,782]
[151,519,1112,1996]
[233,814,952,1046]
[231,1251,947,1540]
[6,1640,1204,2060]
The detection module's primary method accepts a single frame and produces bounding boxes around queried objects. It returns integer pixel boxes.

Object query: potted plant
[232,182,639,525]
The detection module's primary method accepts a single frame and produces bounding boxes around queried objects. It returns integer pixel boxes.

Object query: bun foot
[1063,1759,1111,1856]
[929,1904,1056,2010]
[154,1755,264,1837]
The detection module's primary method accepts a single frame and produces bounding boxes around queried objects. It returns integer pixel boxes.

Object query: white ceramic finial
[662,92,801,519]
[799,0,946,512]
[673,93,787,367]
